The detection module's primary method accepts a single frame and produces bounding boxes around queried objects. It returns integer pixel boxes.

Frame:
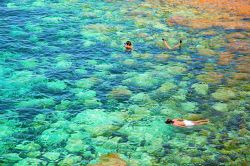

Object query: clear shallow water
[0,0,249,165]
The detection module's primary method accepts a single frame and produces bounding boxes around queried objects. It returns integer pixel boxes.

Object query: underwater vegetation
[0,0,249,165]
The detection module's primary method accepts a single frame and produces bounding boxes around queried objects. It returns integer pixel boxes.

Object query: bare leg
[195,119,209,125]
[196,119,209,122]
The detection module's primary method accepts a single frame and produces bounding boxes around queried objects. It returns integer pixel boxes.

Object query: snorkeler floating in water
[165,118,209,127]
[162,38,182,50]
[124,41,133,51]
[124,39,182,51]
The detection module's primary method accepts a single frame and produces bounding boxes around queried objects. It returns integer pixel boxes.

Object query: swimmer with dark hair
[165,118,209,127]
[124,41,132,51]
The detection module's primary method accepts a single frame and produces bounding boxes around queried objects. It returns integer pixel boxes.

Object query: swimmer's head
[165,119,174,124]
[125,41,132,46]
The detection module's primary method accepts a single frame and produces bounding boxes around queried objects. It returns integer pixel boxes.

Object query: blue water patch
[0,0,249,165]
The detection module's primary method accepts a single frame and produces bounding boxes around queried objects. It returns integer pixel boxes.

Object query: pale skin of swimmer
[124,39,181,50]
[165,118,209,127]
[162,38,182,50]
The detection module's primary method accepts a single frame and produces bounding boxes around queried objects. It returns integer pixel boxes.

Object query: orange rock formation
[147,0,250,30]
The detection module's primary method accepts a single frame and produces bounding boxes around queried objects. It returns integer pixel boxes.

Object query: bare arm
[162,39,182,50]
[173,43,181,49]
[173,40,182,49]
[162,39,172,49]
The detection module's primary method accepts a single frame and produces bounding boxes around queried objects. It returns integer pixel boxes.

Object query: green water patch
[0,0,249,165]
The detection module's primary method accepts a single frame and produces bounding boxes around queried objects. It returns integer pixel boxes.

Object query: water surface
[0,0,249,165]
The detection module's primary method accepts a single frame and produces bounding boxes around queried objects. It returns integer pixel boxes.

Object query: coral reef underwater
[0,0,249,165]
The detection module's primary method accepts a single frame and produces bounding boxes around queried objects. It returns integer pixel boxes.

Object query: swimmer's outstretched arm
[162,38,172,49]
[173,41,181,49]
[162,39,182,50]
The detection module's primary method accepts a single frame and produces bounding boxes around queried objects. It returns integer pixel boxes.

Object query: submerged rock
[181,102,198,112]
[27,151,41,158]
[218,52,234,65]
[226,32,248,40]
[83,98,102,108]
[166,65,187,75]
[235,56,250,73]
[75,78,96,89]
[55,100,72,111]
[227,40,249,54]
[197,47,216,56]
[132,53,152,59]
[14,158,45,166]
[118,120,173,151]
[21,58,37,69]
[197,72,223,84]
[123,73,159,90]
[15,141,41,151]
[176,54,192,61]
[76,90,96,101]
[43,152,60,161]
[157,82,177,93]
[130,92,152,104]
[155,53,170,62]
[0,124,17,140]
[58,155,82,166]
[185,114,204,121]
[17,98,55,108]
[212,103,228,112]
[65,138,86,153]
[127,105,151,121]
[109,86,132,101]
[191,83,209,95]
[75,68,87,75]
[122,59,136,66]
[89,153,127,166]
[1,153,22,163]
[172,89,187,101]
[211,88,236,101]
[160,107,180,118]
[72,109,126,137]
[56,61,72,70]
[47,80,67,92]
[39,128,69,147]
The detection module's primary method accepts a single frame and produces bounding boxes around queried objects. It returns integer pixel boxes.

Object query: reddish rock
[189,19,214,29]
[197,72,224,84]
[90,154,127,166]
[202,30,217,36]
[218,52,234,65]
[232,73,249,80]
[227,40,250,54]
[236,63,250,73]
[167,15,189,26]
[237,55,250,62]
[198,48,216,56]
[226,32,248,40]
[159,0,250,30]
[235,56,250,73]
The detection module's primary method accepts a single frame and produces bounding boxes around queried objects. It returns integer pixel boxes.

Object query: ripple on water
[0,0,249,165]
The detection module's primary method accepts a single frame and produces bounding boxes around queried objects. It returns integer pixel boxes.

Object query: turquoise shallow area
[0,0,249,165]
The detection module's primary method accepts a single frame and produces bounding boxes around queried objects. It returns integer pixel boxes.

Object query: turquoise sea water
[0,0,249,165]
